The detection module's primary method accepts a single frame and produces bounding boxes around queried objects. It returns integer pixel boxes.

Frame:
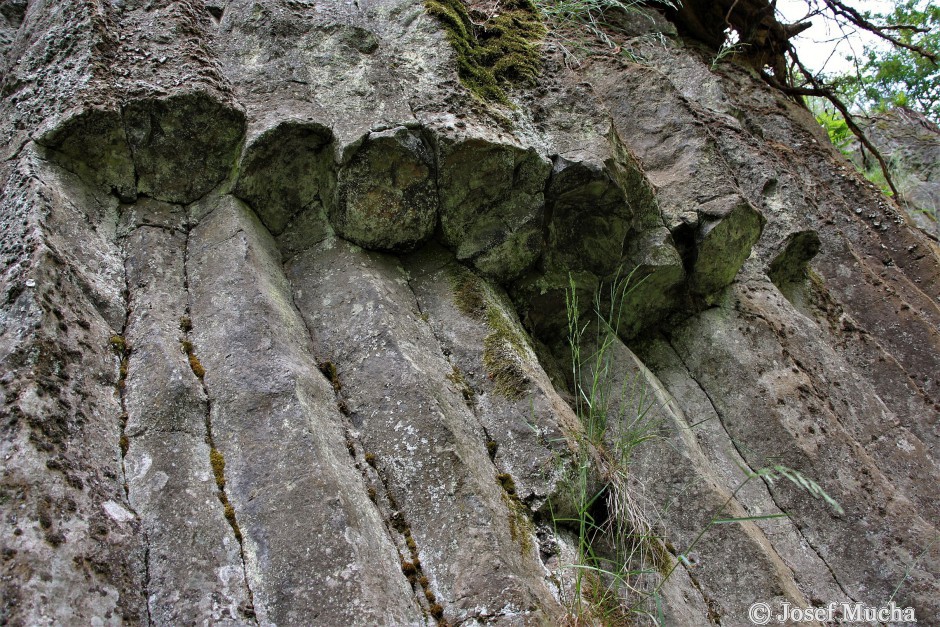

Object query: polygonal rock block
[234,121,335,236]
[117,197,186,237]
[619,226,686,339]
[690,195,765,297]
[544,156,632,277]
[124,92,246,204]
[768,229,821,289]
[438,135,550,282]
[332,127,437,251]
[509,155,639,343]
[36,108,137,202]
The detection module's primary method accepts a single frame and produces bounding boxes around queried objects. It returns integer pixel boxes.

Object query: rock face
[1,1,938,626]
[848,108,940,241]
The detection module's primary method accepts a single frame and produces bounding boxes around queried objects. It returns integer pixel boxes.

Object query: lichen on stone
[333,127,437,251]
[424,0,545,104]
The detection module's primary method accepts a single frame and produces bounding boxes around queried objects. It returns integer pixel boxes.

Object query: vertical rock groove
[180,217,258,623]
[2,1,938,623]
[286,239,565,623]
[119,213,253,624]
[663,332,856,603]
[280,245,431,620]
[184,195,421,625]
[115,238,153,627]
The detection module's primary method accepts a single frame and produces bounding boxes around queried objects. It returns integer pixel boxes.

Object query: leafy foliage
[806,98,898,196]
[834,0,939,120]
[815,108,853,151]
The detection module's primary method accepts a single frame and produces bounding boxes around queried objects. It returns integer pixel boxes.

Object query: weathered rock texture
[1,1,938,625]
[848,107,940,241]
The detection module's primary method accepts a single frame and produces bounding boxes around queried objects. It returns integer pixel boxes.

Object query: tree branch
[765,54,902,199]
[821,0,938,64]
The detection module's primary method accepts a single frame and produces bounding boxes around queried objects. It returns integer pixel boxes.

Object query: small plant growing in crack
[109,334,129,353]
[318,360,342,391]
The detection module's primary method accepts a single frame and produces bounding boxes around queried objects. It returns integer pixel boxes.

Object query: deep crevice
[664,335,856,603]
[114,239,153,627]
[670,222,699,275]
[180,216,258,624]
[207,5,224,24]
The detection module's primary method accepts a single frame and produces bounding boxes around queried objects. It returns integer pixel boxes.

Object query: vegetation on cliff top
[828,0,939,122]
[424,0,546,104]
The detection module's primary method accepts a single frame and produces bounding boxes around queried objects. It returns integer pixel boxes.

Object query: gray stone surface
[287,239,565,624]
[655,285,940,619]
[0,157,145,626]
[2,1,939,625]
[123,93,245,204]
[187,196,421,625]
[402,246,581,513]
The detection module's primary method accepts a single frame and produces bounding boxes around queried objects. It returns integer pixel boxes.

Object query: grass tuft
[536,0,676,66]
[555,267,846,623]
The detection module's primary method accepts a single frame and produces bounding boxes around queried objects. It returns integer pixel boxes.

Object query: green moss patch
[449,268,532,400]
[210,448,226,491]
[425,0,545,104]
[206,446,242,541]
[317,360,343,391]
[452,270,488,318]
[483,305,530,401]
[188,352,206,379]
[109,335,129,353]
[496,472,534,554]
[446,365,475,402]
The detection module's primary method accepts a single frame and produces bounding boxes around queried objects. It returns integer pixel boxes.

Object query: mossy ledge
[424,0,545,104]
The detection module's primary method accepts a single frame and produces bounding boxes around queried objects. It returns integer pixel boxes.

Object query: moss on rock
[450,267,531,399]
[425,0,545,104]
[496,472,534,554]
